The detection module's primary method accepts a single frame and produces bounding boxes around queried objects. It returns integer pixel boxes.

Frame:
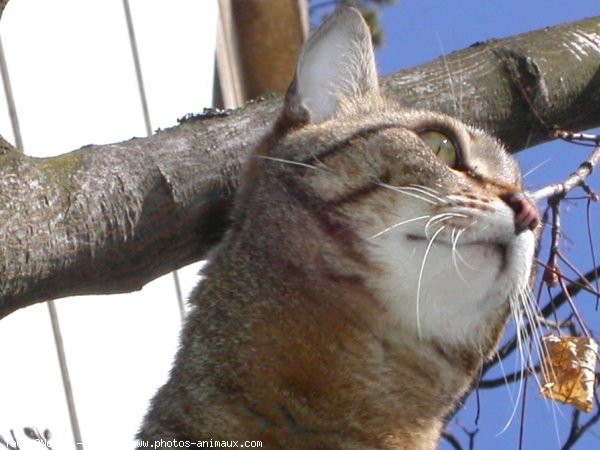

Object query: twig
[540,195,592,335]
[518,362,531,450]
[538,264,600,327]
[558,252,598,297]
[556,269,591,336]
[442,431,465,450]
[537,260,600,299]
[585,197,600,309]
[531,143,600,202]
[478,366,541,389]
[555,130,600,145]
[482,265,600,376]
[457,423,479,450]
[561,396,600,450]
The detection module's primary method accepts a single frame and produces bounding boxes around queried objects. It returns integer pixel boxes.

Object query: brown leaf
[540,335,598,413]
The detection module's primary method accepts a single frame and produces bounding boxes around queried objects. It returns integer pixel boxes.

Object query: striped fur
[138,8,537,449]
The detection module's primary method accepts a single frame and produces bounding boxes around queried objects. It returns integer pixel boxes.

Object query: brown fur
[138,8,537,449]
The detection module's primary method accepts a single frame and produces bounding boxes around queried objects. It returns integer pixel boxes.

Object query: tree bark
[1,16,599,319]
[381,16,600,151]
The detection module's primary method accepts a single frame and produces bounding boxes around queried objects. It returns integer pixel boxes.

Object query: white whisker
[499,285,567,440]
[407,184,450,204]
[498,292,531,434]
[518,293,551,387]
[423,212,467,239]
[253,155,330,171]
[416,225,446,339]
[369,215,431,239]
[523,157,552,179]
[449,223,483,272]
[450,228,469,284]
[435,33,460,119]
[495,347,517,404]
[376,183,440,205]
[424,214,454,239]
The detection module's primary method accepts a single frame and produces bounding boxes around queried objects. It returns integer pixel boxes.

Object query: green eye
[418,130,457,167]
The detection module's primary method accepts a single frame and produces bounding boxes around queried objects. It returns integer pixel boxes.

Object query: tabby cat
[138,8,538,449]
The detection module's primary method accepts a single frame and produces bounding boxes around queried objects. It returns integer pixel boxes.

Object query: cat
[137,7,539,450]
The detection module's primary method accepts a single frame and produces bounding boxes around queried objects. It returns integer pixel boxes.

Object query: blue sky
[372,2,600,449]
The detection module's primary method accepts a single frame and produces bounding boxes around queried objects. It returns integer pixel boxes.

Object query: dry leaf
[540,334,598,413]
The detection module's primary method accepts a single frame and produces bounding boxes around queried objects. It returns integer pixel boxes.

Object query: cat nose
[501,192,539,234]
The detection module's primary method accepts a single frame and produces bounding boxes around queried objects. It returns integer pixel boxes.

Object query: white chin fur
[366,203,536,346]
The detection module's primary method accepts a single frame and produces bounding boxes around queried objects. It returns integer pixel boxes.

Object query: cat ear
[284,7,379,124]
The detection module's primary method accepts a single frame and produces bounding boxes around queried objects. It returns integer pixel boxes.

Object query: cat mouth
[406,235,508,269]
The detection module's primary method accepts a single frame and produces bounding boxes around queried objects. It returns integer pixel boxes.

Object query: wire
[122,0,186,319]
[0,32,84,450]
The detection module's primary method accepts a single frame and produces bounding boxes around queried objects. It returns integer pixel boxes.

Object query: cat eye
[418,130,458,168]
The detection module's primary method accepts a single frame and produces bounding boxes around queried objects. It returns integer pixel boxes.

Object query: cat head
[258,8,538,350]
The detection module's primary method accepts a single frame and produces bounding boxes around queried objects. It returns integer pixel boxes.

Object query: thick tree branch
[0,116,239,317]
[381,16,600,151]
[1,16,599,318]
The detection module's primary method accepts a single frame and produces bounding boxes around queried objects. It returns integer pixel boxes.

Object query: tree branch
[1,17,600,318]
[441,431,464,450]
[561,396,600,450]
[531,140,600,202]
[381,16,600,151]
[0,116,239,317]
[478,366,540,389]
[0,0,9,21]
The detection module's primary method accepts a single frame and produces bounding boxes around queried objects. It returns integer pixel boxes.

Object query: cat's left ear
[284,7,379,124]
